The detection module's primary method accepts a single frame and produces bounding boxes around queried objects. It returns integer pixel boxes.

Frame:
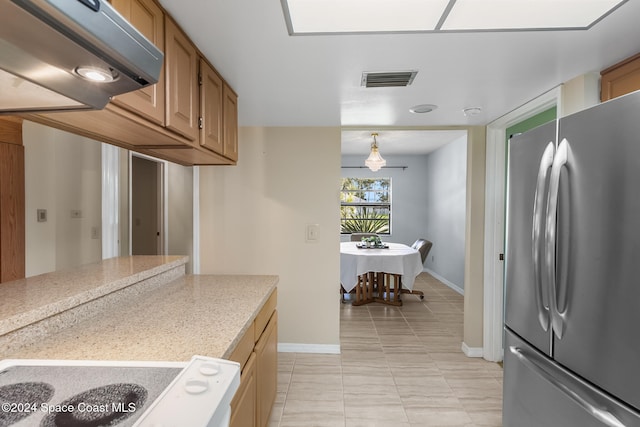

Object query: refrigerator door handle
[532,141,555,332]
[545,138,569,339]
[509,346,627,427]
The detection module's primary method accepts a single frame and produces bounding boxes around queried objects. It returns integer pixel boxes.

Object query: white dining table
[340,241,423,293]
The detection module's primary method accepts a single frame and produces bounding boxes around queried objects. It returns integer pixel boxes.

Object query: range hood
[0,0,164,113]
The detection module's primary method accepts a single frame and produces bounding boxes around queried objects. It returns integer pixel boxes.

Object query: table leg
[352,273,375,306]
[374,273,403,306]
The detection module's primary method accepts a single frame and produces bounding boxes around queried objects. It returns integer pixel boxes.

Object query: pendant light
[365,132,386,171]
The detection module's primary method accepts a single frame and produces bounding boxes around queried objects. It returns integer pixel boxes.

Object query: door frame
[482,86,562,362]
[129,152,168,255]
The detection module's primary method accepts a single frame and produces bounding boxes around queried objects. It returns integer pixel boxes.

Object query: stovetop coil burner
[40,383,147,427]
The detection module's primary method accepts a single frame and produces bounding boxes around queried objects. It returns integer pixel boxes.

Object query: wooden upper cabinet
[165,17,199,142]
[601,52,640,102]
[199,59,224,154]
[223,84,239,162]
[110,0,165,125]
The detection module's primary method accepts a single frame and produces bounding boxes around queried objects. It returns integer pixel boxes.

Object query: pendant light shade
[365,132,386,171]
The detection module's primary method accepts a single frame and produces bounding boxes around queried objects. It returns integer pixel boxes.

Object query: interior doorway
[131,154,164,255]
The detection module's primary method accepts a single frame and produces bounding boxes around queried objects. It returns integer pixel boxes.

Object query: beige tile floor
[268,272,504,427]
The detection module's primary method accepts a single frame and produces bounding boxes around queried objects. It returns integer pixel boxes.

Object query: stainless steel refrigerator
[503,90,640,426]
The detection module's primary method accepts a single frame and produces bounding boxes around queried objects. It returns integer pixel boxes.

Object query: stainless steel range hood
[0,0,164,113]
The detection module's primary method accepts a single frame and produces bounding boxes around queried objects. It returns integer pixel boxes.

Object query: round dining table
[340,241,423,305]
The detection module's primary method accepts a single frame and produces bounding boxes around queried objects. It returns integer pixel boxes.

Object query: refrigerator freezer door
[553,91,640,411]
[504,121,556,355]
[503,328,640,427]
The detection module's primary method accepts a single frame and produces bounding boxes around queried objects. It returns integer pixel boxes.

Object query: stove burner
[40,383,147,427]
[0,382,54,426]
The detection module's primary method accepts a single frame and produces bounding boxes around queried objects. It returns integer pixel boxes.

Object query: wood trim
[0,142,25,282]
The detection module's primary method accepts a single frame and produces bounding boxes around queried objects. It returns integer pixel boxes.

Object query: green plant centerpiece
[362,236,382,247]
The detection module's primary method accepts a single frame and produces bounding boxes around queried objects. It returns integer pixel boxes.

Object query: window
[340,177,391,234]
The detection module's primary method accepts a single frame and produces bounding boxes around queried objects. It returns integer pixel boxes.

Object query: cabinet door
[110,0,165,125]
[165,17,198,142]
[601,53,640,102]
[222,84,238,162]
[230,352,257,427]
[199,59,224,155]
[255,311,277,427]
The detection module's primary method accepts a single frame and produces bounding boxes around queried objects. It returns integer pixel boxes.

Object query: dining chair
[400,238,432,300]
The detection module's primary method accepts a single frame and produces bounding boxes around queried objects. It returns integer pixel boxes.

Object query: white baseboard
[424,268,464,295]
[462,342,483,358]
[278,343,341,354]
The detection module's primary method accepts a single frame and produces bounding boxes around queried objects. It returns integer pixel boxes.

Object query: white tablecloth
[340,241,423,292]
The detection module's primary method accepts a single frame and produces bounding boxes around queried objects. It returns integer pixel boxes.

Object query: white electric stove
[0,355,240,427]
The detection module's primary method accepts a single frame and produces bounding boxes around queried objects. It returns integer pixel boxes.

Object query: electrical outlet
[37,209,47,222]
[91,226,100,239]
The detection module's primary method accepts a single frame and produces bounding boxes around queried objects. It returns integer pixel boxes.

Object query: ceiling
[158,0,640,153]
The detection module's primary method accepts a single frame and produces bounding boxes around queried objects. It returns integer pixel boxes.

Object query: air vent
[361,71,418,88]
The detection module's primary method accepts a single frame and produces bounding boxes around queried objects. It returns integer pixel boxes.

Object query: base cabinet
[230,352,257,427]
[229,289,277,427]
[256,312,277,427]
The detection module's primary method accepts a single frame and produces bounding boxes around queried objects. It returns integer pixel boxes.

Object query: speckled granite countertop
[0,256,188,337]
[3,274,278,362]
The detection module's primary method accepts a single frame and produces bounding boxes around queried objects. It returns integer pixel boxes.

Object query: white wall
[199,127,341,350]
[24,121,102,276]
[423,136,467,290]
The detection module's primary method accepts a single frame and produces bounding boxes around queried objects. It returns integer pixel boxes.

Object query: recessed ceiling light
[410,104,438,114]
[463,107,482,117]
[281,0,626,34]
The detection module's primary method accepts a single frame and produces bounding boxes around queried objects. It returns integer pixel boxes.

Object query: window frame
[340,177,391,235]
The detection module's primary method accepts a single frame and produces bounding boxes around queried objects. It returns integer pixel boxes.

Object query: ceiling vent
[361,71,418,88]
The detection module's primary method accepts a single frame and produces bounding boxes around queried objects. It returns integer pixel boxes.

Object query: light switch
[306,224,319,242]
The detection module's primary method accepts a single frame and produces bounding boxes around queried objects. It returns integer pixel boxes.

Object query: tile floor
[268,272,504,427]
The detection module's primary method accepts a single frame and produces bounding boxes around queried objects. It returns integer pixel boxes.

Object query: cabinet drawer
[229,322,255,370]
[254,290,277,342]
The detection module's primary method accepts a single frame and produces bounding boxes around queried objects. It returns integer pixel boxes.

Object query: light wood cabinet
[165,17,199,142]
[199,59,224,154]
[228,289,277,427]
[23,0,238,166]
[110,0,165,125]
[223,84,239,162]
[0,117,25,283]
[601,52,640,102]
[230,352,257,427]
[255,311,277,427]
